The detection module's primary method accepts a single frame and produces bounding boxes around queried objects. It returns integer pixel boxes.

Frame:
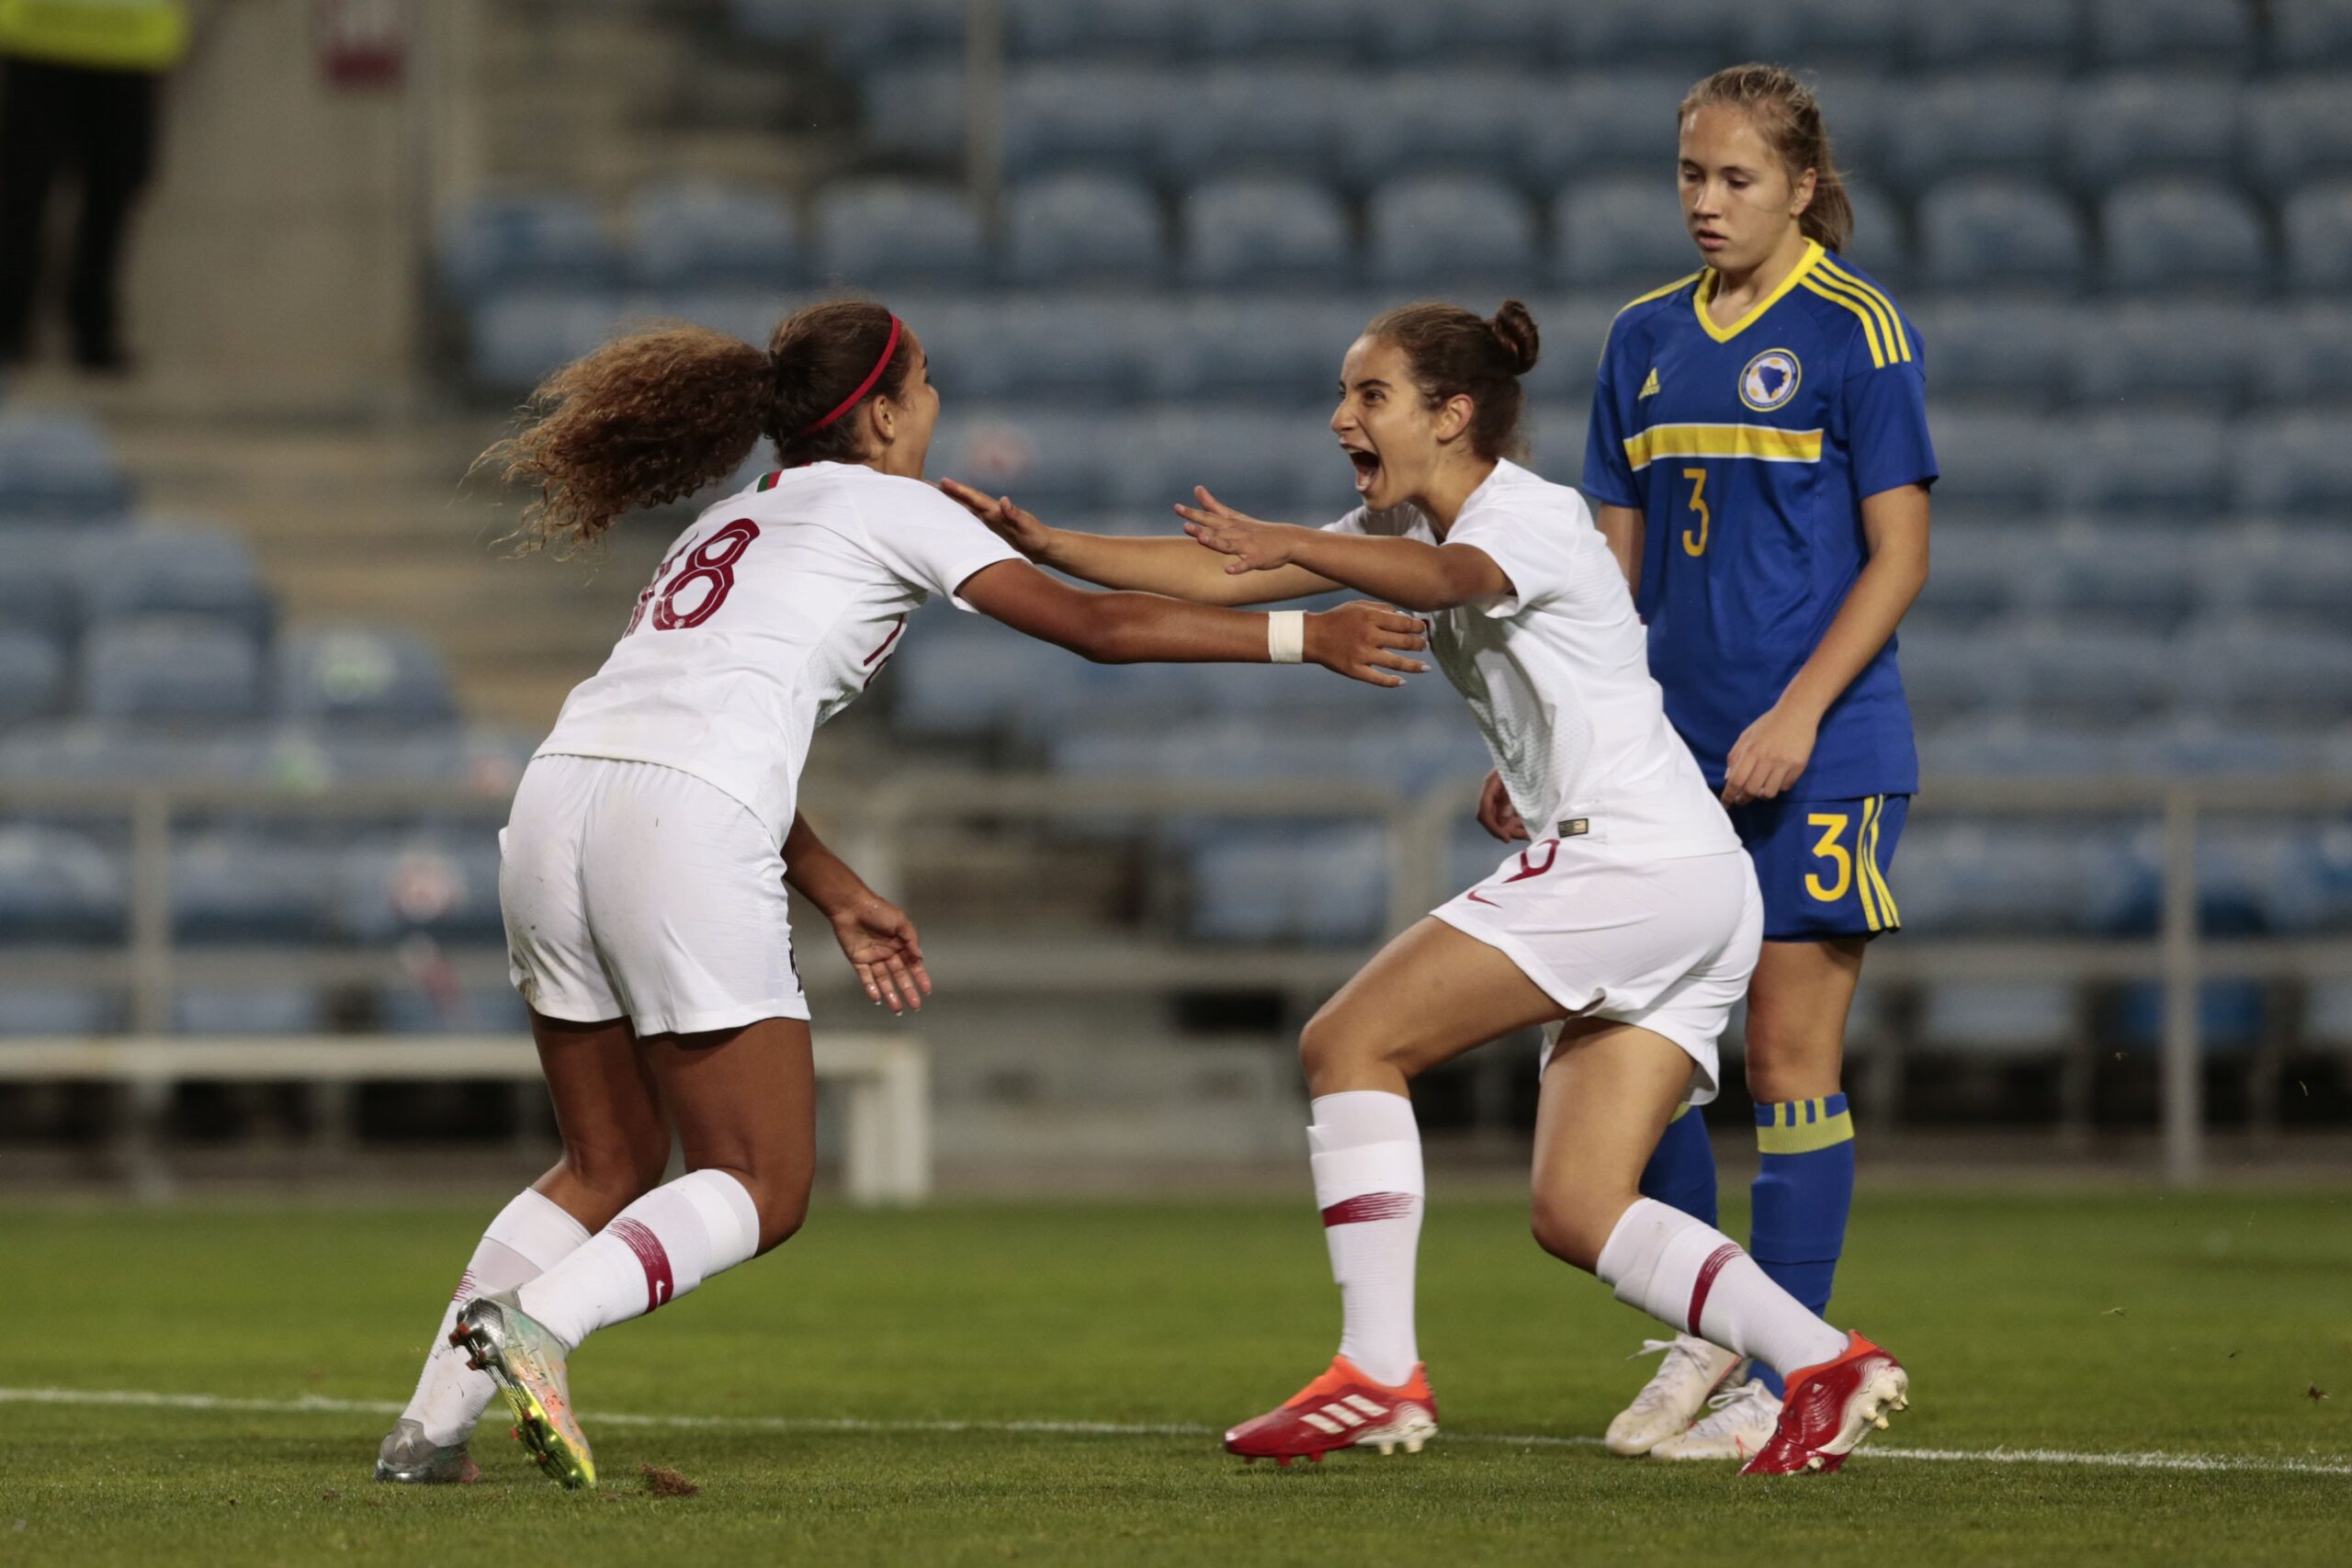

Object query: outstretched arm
[938,478,1341,606]
[781,812,931,1013]
[1176,489,1510,615]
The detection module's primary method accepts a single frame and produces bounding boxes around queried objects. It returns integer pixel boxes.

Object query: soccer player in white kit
[374,301,1430,1490]
[948,300,1910,1475]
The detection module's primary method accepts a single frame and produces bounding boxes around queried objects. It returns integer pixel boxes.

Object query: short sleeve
[857,481,1026,612]
[1844,325,1939,501]
[1444,501,1578,619]
[1320,506,1371,536]
[1581,320,1643,510]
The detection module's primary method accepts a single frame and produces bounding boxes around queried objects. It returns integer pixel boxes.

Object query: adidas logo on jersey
[1638,368,1661,399]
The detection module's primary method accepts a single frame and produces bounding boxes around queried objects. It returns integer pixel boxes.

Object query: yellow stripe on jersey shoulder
[1817,260,1912,362]
[1615,271,1706,317]
[1800,276,1888,368]
[1622,423,1826,470]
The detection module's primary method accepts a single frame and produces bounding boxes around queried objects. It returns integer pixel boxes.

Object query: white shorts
[500,754,809,1036]
[1431,841,1762,1103]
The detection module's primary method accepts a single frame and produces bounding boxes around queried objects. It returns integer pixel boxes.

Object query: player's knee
[1528,1191,1609,1273]
[742,1171,810,1253]
[1298,1000,1402,1089]
[561,1132,669,1218]
[1742,1041,1839,1106]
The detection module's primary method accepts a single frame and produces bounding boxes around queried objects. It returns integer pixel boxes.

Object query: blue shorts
[1725,794,1908,942]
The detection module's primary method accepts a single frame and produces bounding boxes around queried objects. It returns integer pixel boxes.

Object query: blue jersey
[1582,241,1935,801]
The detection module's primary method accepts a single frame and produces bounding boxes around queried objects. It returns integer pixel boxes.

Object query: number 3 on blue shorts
[1727,794,1909,942]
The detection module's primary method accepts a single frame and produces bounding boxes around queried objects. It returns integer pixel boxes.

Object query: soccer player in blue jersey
[1522,62,1933,1461]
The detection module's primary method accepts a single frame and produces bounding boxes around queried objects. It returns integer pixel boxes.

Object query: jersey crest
[1738,348,1802,412]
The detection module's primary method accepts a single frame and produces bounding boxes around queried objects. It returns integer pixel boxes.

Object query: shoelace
[1684,1378,1778,1436]
[1623,1337,1718,1413]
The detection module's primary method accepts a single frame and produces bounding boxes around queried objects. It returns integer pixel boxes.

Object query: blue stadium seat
[1915,715,2130,779]
[74,526,274,638]
[1158,69,1346,185]
[2099,181,2271,295]
[335,837,505,945]
[917,295,1162,407]
[0,717,270,786]
[1109,409,1348,520]
[1915,982,2081,1058]
[1369,0,1558,65]
[1517,74,1692,191]
[2035,521,2200,626]
[2068,303,2256,413]
[0,410,132,521]
[82,618,265,724]
[2251,305,2352,408]
[724,0,816,46]
[172,986,328,1037]
[2111,983,2267,1056]
[2012,624,2178,722]
[1000,66,1173,178]
[1889,77,2067,194]
[1521,400,1594,471]
[1894,820,2105,934]
[627,179,797,289]
[1001,175,1166,287]
[1190,824,1388,946]
[1908,298,2077,411]
[1908,0,2083,70]
[1515,295,1614,408]
[2241,77,2352,197]
[2271,0,2352,65]
[171,835,337,944]
[466,290,624,390]
[2265,821,2352,936]
[1838,180,1910,288]
[1926,412,2067,511]
[1553,177,1696,291]
[1889,626,2020,721]
[0,824,124,942]
[2086,0,2254,71]
[2055,412,2230,518]
[2282,184,2352,293]
[1006,0,1182,59]
[437,196,621,305]
[2209,524,2352,621]
[1160,297,1367,402]
[1563,0,1764,76]
[2178,619,2352,723]
[859,62,967,162]
[1749,0,1912,71]
[0,986,122,1035]
[2120,716,2323,779]
[1189,0,1364,61]
[1368,175,1537,291]
[275,626,457,729]
[1907,525,2035,627]
[810,0,965,72]
[2303,977,2352,1053]
[1916,178,2087,292]
[377,978,531,1034]
[811,183,986,288]
[0,629,64,727]
[2232,412,2352,512]
[1339,72,1529,190]
[888,614,1087,739]
[2064,74,2241,194]
[933,408,1115,513]
[1181,178,1352,289]
[0,550,83,646]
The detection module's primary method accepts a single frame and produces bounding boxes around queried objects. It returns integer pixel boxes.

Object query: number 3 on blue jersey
[1680,468,1709,557]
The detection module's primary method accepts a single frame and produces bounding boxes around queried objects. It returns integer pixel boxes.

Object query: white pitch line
[3,1387,2346,1478]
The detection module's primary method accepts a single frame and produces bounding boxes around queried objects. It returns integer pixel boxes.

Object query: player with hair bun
[374,299,1429,1491]
[952,299,1909,1475]
[1564,63,1937,1463]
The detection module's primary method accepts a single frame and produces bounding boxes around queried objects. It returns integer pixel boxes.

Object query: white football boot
[1648,1376,1784,1462]
[1604,1336,1745,1456]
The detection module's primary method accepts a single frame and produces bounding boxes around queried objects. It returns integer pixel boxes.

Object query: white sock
[516,1170,763,1352]
[1596,1197,1848,1382]
[402,1189,591,1447]
[1307,1089,1424,1387]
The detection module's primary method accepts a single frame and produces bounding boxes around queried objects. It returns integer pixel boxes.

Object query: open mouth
[1694,228,1727,251]
[1344,446,1381,494]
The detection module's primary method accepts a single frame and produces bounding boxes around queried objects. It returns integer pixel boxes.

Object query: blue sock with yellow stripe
[1636,1103,1717,1229]
[1747,1092,1855,1399]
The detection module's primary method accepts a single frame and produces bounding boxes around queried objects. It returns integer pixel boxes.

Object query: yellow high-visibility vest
[0,0,187,71]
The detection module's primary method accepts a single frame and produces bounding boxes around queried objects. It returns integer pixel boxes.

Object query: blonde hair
[1679,63,1853,254]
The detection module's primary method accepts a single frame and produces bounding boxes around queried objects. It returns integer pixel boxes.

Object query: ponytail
[1680,63,1854,254]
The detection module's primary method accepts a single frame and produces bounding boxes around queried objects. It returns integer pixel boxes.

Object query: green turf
[3,1190,2349,1565]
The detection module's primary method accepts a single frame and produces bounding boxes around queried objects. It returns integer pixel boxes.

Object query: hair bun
[1490,299,1541,377]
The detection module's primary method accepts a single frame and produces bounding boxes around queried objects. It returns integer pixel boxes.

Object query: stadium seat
[2241,76,2352,197]
[0,551,82,647]
[0,824,125,942]
[1181,178,1353,289]
[933,408,1116,513]
[1894,820,2104,935]
[1916,715,2130,779]
[1189,823,1389,946]
[2011,623,2178,722]
[811,183,986,288]
[2099,181,2272,295]
[2303,977,2352,1054]
[2270,0,2352,66]
[377,977,531,1034]
[465,290,625,390]
[2064,73,2241,194]
[2232,412,2352,513]
[1838,179,1910,288]
[2055,411,2230,518]
[74,526,275,638]
[1338,72,1530,190]
[1562,0,1764,76]
[1513,295,1613,407]
[335,837,505,945]
[917,295,1162,407]
[2177,619,2352,723]
[1886,626,2018,721]
[2068,303,2256,412]
[0,985,122,1035]
[2282,184,2352,293]
[275,626,457,729]
[859,62,967,162]
[810,0,965,73]
[627,179,798,290]
[1907,0,2083,70]
[1926,411,2067,511]
[1367,176,1538,291]
[1916,178,2087,292]
[1000,66,1173,179]
[0,410,132,521]
[1515,73,1692,190]
[1907,525,2036,627]
[1748,0,1912,71]
[172,986,329,1037]
[888,613,1088,739]
[1109,409,1350,520]
[1368,0,1559,65]
[0,629,64,728]
[2250,305,2352,409]
[171,835,337,944]
[1520,399,1594,471]
[2208,523,2352,622]
[1157,68,1346,186]
[2120,716,2324,779]
[0,717,270,786]
[1188,0,1364,61]
[1888,77,2067,194]
[2111,982,2267,1056]
[1161,296,1369,402]
[1553,177,1698,291]
[1915,981,2081,1059]
[2034,520,2200,626]
[2085,0,2255,71]
[1908,298,2077,411]
[1001,175,1167,287]
[2258,821,2352,936]
[1006,0,1181,59]
[82,618,265,724]
[436,195,622,305]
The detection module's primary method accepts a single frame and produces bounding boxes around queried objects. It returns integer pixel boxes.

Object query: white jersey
[537,461,1023,841]
[1328,458,1736,859]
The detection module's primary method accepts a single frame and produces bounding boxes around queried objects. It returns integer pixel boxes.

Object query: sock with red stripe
[1595,1197,1846,1382]
[1307,1089,1424,1388]
[516,1170,763,1353]
[403,1188,591,1447]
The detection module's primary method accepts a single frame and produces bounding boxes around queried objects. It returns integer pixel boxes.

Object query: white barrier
[0,1033,931,1205]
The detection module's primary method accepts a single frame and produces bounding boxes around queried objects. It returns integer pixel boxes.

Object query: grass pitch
[3,1188,2349,1566]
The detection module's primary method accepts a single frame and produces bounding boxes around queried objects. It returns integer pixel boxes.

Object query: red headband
[797,314,904,435]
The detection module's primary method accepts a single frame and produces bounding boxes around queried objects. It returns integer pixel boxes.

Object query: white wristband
[1267,610,1306,664]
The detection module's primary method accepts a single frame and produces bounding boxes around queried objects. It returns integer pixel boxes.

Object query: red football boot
[1738,1332,1908,1475]
[1224,1356,1438,1465]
